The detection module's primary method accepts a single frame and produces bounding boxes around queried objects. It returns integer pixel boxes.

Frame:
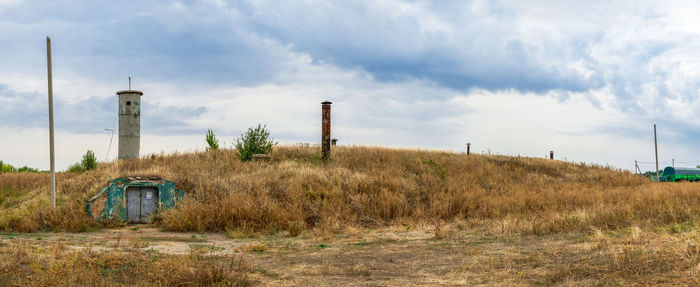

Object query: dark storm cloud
[2,0,698,108]
[1,0,699,138]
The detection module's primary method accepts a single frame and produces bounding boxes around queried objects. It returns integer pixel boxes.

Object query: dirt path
[2,224,697,286]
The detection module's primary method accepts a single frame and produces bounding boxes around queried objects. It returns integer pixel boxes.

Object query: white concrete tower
[117,90,142,159]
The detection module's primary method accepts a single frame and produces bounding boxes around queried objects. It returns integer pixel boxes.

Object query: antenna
[104,128,114,161]
[128,76,131,90]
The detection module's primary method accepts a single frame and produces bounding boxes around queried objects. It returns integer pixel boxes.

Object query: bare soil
[2,223,698,286]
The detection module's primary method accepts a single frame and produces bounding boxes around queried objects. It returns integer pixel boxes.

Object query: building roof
[116,90,143,96]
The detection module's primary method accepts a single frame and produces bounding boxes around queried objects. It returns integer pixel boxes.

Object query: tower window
[126,101,131,105]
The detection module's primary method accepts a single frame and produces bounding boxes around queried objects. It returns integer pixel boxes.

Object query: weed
[246,243,267,253]
[288,221,304,237]
[205,129,220,151]
[225,223,260,239]
[0,242,252,286]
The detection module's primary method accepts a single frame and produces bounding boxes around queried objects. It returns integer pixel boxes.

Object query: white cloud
[2,0,700,171]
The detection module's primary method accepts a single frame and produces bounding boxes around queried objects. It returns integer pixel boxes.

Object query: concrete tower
[117,90,142,159]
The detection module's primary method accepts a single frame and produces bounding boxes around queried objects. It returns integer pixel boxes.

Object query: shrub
[67,163,84,173]
[234,124,277,161]
[81,150,98,171]
[288,221,304,237]
[0,161,15,173]
[205,129,219,151]
[66,150,98,172]
[16,166,38,173]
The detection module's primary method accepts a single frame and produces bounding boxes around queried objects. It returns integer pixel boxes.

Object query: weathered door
[126,186,158,223]
[140,187,157,221]
[126,187,141,223]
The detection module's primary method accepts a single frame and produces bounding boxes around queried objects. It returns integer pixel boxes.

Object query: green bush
[82,150,98,171]
[234,124,277,161]
[16,166,39,173]
[67,162,84,173]
[0,161,15,173]
[67,150,98,172]
[205,129,219,151]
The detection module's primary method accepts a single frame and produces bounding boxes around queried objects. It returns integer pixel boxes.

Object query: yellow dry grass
[0,145,697,236]
[0,240,252,286]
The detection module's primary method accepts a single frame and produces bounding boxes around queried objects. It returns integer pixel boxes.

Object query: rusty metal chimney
[466,143,471,155]
[321,101,332,161]
[550,150,554,160]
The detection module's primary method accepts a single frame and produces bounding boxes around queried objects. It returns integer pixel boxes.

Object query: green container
[662,167,700,182]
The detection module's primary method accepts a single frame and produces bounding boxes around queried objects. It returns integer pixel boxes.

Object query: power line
[636,161,671,164]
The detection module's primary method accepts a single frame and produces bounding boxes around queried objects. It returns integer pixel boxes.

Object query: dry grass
[2,223,699,285]
[0,240,252,286]
[0,146,697,236]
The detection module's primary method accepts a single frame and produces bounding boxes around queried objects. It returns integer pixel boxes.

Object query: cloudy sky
[2,0,700,171]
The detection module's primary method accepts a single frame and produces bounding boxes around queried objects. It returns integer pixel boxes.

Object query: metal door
[126,187,141,223]
[140,187,158,221]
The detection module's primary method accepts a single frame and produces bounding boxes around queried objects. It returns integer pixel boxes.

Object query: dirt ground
[1,223,699,286]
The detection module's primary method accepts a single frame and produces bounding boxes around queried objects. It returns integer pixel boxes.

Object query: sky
[2,0,700,171]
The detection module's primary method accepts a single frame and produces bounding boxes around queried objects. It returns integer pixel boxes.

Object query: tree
[82,150,98,171]
[234,124,277,161]
[205,129,219,151]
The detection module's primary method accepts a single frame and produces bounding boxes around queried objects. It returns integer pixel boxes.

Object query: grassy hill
[1,146,697,234]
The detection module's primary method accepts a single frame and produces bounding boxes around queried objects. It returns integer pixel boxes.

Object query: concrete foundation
[117,90,142,159]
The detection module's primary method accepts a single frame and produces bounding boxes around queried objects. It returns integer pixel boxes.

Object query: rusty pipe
[322,101,332,161]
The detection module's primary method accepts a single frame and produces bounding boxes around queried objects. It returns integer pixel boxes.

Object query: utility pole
[46,36,56,209]
[654,124,659,182]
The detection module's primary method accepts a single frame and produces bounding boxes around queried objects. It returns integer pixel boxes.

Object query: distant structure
[117,90,142,159]
[321,101,332,161]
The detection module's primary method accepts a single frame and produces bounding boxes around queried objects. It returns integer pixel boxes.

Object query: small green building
[87,176,184,223]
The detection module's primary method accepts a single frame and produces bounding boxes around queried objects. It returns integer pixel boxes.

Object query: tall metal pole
[654,124,659,182]
[321,101,332,162]
[46,36,56,208]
